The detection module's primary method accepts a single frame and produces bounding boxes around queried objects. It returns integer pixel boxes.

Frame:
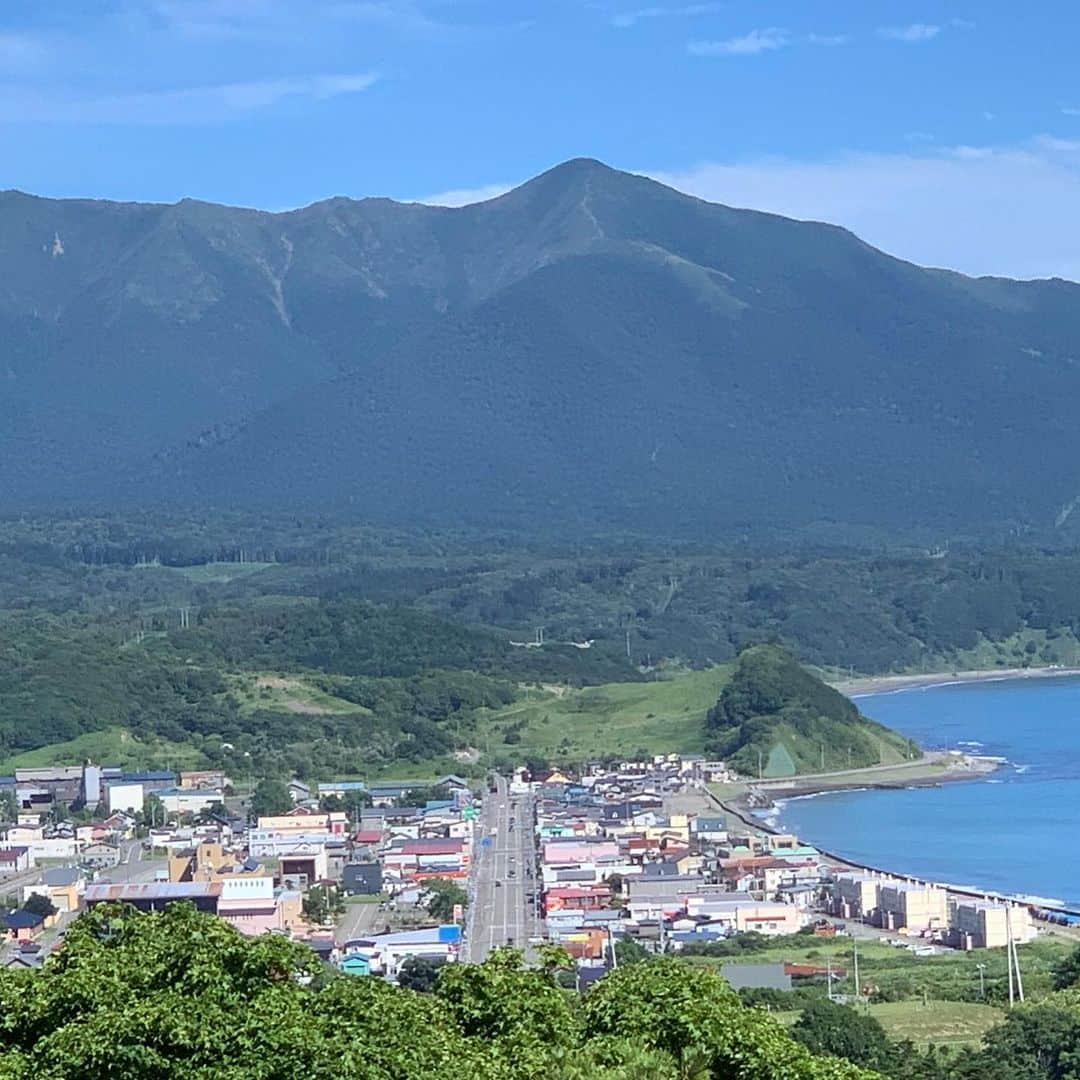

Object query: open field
[694,933,1071,1007]
[868,1000,1002,1048]
[482,665,731,760]
[229,673,366,716]
[0,726,206,774]
[166,561,275,584]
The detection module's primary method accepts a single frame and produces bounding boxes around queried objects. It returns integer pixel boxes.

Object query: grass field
[0,726,206,774]
[695,934,1071,1008]
[482,665,731,760]
[229,672,365,716]
[166,561,275,584]
[867,1000,1002,1048]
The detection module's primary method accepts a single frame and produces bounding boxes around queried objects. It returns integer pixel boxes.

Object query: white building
[108,782,145,815]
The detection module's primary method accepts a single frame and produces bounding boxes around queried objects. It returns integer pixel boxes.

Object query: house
[0,847,31,874]
[81,842,121,868]
[341,925,461,977]
[23,867,85,913]
[435,775,470,794]
[179,770,230,791]
[3,950,42,969]
[4,909,45,942]
[339,954,372,976]
[279,847,330,888]
[366,780,434,807]
[288,779,312,803]
[158,787,223,816]
[948,900,1036,950]
[84,882,223,914]
[876,881,948,932]
[107,783,144,815]
[720,963,792,991]
[342,863,383,896]
[692,816,729,843]
[216,877,288,936]
[351,829,383,853]
[255,808,347,836]
[318,780,367,800]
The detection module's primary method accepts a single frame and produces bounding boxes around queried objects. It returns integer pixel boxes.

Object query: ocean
[773,674,1080,907]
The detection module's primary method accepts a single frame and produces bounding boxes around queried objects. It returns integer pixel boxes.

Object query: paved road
[464,775,541,962]
[335,900,385,945]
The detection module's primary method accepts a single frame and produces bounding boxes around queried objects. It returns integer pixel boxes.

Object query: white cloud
[0,71,379,125]
[878,23,941,42]
[611,4,720,29]
[418,182,513,207]
[648,138,1080,281]
[688,28,788,57]
[807,33,849,47]
[152,0,438,37]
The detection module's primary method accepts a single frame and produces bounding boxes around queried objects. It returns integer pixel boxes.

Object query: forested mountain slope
[5,160,1080,539]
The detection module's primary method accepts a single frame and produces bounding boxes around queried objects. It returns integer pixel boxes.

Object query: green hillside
[705,645,919,778]
[8,162,1080,540]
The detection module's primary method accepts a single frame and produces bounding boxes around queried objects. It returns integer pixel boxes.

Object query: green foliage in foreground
[706,645,919,776]
[0,904,877,1079]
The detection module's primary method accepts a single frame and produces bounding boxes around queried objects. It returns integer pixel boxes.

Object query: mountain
[704,645,918,777]
[5,158,1080,540]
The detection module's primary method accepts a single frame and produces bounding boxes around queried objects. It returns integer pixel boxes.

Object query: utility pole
[976,962,986,1000]
[826,956,834,1002]
[853,937,860,1005]
[1006,905,1016,1007]
[1007,905,1024,1002]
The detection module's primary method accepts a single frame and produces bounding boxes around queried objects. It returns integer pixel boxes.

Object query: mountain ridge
[4,158,1080,541]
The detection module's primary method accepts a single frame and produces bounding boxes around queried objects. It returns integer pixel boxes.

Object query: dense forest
[706,646,920,776]
[9,903,1080,1079]
[5,511,1080,777]
[0,903,874,1079]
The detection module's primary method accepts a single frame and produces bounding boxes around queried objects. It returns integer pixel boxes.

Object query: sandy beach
[831,665,1080,697]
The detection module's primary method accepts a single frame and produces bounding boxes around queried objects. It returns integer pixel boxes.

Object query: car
[495,881,501,888]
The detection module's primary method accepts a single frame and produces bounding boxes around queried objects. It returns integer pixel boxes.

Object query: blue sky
[3,2,1080,278]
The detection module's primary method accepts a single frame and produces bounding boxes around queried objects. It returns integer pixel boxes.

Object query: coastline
[705,756,1080,912]
[831,665,1080,698]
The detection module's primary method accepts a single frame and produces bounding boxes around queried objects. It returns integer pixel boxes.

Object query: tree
[956,999,1080,1080]
[195,801,226,825]
[1053,945,1080,990]
[791,998,893,1070]
[143,792,166,829]
[582,958,876,1079]
[303,885,345,925]
[422,877,467,923]
[397,955,445,993]
[0,903,883,1079]
[250,777,292,818]
[21,892,57,919]
[614,936,650,966]
[0,789,17,824]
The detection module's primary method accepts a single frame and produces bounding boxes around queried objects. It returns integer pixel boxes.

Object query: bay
[775,674,1080,907]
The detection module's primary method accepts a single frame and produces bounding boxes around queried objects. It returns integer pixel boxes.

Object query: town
[0,756,1050,986]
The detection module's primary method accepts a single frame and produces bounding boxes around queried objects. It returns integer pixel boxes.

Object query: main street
[464,774,541,962]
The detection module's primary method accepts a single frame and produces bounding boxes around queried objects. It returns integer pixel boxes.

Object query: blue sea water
[775,675,1080,907]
